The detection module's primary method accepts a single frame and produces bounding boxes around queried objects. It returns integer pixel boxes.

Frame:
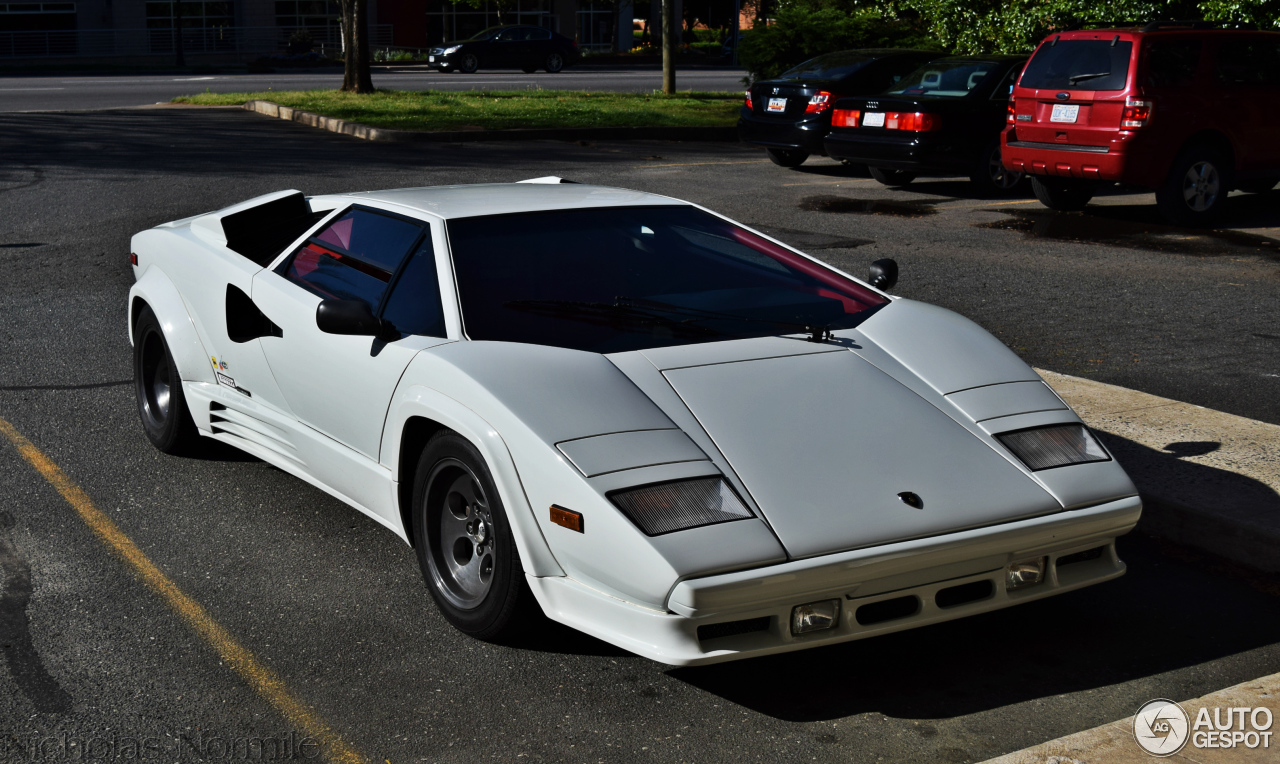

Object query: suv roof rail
[1140,20,1257,32]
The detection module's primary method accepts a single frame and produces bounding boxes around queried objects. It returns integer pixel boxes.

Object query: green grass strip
[174,89,742,132]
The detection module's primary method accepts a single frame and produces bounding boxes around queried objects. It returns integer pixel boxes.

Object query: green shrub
[739,7,941,82]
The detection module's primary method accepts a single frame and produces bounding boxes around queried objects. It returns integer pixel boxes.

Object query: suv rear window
[1019,39,1133,90]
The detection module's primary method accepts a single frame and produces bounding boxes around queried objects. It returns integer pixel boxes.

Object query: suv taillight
[831,108,860,128]
[1121,97,1152,128]
[1007,96,1016,124]
[806,90,833,114]
[744,90,753,111]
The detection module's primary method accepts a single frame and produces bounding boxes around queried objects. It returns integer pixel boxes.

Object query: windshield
[887,60,1000,97]
[778,52,875,81]
[447,206,887,354]
[466,26,505,41]
[1019,40,1133,90]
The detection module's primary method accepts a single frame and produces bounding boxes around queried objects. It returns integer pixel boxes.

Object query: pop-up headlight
[609,477,752,536]
[996,424,1110,471]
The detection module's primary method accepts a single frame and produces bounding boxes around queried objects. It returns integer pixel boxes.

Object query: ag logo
[1134,699,1190,756]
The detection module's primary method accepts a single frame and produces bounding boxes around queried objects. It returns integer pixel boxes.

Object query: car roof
[324,183,686,221]
[924,54,1028,64]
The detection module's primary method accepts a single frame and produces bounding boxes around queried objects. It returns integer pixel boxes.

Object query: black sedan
[738,49,941,168]
[823,55,1028,193]
[429,25,580,74]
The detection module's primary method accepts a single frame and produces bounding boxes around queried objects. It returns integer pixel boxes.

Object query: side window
[496,28,518,41]
[381,236,447,338]
[991,65,1022,100]
[1145,40,1202,88]
[1215,39,1274,86]
[279,208,425,311]
[531,28,551,40]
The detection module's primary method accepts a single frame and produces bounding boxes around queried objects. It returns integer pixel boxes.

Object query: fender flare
[128,266,216,385]
[383,385,564,578]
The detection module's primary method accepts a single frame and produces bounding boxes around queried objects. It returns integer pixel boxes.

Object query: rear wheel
[458,54,479,73]
[132,306,199,454]
[1238,179,1277,194]
[869,167,916,187]
[1031,176,1096,211]
[1156,145,1231,226]
[766,148,809,168]
[544,52,564,73]
[970,140,1023,195]
[412,431,533,640]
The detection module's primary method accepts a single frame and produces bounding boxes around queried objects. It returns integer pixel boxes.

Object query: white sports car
[128,179,1141,666]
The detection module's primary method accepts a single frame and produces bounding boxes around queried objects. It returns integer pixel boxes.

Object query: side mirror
[316,299,395,339]
[869,258,899,292]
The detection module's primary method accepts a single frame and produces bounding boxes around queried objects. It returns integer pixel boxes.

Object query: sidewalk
[1038,369,1280,573]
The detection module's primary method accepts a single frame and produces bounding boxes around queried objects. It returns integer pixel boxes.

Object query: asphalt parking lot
[1,108,1279,763]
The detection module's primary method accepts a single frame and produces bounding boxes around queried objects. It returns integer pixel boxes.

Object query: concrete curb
[984,670,1279,763]
[1036,369,1280,573]
[241,100,738,143]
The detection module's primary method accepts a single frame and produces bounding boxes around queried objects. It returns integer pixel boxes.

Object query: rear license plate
[767,98,787,113]
[863,112,885,127]
[1050,104,1080,123]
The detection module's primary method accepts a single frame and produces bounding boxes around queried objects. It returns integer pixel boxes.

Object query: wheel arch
[383,386,564,578]
[128,266,216,385]
[1178,130,1237,175]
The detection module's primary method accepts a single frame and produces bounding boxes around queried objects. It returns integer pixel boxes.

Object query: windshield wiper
[615,296,835,343]
[1067,72,1111,85]
[503,299,727,339]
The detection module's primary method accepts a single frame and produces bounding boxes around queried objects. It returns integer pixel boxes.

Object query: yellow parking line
[0,418,365,764]
[634,160,771,168]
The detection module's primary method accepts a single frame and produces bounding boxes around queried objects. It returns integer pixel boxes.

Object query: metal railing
[0,24,393,59]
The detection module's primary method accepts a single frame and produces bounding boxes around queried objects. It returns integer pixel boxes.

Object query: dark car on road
[738,49,941,167]
[429,25,580,74]
[1003,22,1280,225]
[823,55,1029,194]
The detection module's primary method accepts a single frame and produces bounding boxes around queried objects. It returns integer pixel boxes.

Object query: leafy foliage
[739,7,940,81]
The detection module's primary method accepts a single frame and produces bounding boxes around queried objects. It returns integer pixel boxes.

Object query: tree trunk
[341,0,374,93]
[662,0,675,93]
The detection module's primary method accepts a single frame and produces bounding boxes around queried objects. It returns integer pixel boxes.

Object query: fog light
[1006,557,1046,590]
[791,599,841,635]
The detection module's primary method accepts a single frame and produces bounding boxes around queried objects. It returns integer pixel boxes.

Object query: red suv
[1003,22,1280,225]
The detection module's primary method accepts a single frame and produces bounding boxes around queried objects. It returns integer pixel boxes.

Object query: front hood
[657,345,1061,559]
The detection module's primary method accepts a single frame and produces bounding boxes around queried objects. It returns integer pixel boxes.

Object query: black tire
[544,52,564,73]
[1238,179,1277,194]
[1030,176,1097,211]
[766,148,809,168]
[1155,145,1232,227]
[132,306,199,454]
[970,140,1023,195]
[458,54,479,73]
[412,431,532,640]
[521,64,538,73]
[869,167,917,187]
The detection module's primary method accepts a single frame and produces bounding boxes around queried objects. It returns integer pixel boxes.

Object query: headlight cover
[996,424,1110,471]
[609,477,753,536]
[442,45,461,54]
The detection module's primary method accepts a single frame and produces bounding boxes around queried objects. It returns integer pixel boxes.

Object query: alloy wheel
[1182,161,1221,212]
[426,459,496,609]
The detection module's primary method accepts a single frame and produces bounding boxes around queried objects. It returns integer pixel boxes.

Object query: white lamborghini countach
[128,179,1141,666]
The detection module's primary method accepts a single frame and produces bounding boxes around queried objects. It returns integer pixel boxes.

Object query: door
[1213,36,1280,171]
[490,27,522,66]
[252,205,451,461]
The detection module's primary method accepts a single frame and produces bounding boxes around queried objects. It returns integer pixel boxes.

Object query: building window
[275,0,340,31]
[424,0,551,46]
[0,2,76,32]
[576,0,612,51]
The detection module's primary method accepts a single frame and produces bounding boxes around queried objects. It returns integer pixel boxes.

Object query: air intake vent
[209,402,303,468]
[1057,546,1104,567]
[855,595,920,626]
[935,580,994,609]
[697,616,771,643]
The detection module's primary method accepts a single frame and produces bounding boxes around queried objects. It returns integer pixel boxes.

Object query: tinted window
[888,60,999,97]
[777,52,875,81]
[1217,38,1280,86]
[1019,40,1133,90]
[991,65,1023,100]
[382,237,447,338]
[448,206,887,354]
[1145,40,1201,88]
[530,28,551,40]
[280,208,424,310]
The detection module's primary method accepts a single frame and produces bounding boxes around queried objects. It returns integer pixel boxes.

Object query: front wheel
[412,431,533,640]
[458,54,479,73]
[133,306,199,454]
[766,148,809,168]
[544,52,564,73]
[1156,145,1232,227]
[869,167,916,187]
[1031,176,1096,211]
[971,140,1023,195]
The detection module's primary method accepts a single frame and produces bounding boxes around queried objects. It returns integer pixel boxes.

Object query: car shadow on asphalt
[669,432,1280,723]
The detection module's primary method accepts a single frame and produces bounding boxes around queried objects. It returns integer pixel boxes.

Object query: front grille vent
[697,616,771,643]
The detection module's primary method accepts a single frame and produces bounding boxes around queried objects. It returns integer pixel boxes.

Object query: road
[0,108,1278,764]
[0,66,746,112]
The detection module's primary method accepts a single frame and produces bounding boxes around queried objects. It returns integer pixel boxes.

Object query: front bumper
[737,110,830,154]
[823,131,972,173]
[528,495,1141,666]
